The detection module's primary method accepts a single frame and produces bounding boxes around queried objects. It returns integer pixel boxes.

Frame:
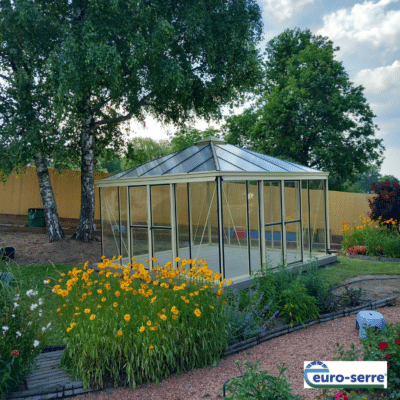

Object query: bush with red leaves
[368,179,400,234]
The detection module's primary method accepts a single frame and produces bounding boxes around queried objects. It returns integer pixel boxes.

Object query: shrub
[221,360,303,400]
[346,246,366,255]
[368,179,400,235]
[55,257,232,390]
[0,269,54,399]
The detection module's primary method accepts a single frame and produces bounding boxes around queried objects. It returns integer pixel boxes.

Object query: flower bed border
[9,296,398,400]
[345,253,400,262]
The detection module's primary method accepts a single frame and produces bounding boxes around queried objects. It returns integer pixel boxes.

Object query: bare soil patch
[0,231,102,267]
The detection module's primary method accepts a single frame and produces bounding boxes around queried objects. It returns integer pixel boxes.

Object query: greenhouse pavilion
[96,136,336,289]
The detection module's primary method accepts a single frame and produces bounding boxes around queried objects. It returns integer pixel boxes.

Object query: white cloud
[261,0,314,22]
[353,60,400,94]
[317,0,400,52]
[380,146,400,179]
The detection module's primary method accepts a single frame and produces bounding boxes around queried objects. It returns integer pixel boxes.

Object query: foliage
[169,127,222,152]
[223,281,280,345]
[121,137,173,170]
[341,214,400,258]
[332,321,400,398]
[221,360,303,400]
[368,179,400,235]
[222,28,384,191]
[55,257,232,389]
[346,246,367,255]
[0,267,56,399]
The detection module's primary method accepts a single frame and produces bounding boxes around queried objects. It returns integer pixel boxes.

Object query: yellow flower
[159,314,167,321]
[97,289,102,294]
[146,320,152,326]
[139,326,145,332]
[124,314,130,322]
[97,305,101,309]
[116,330,123,337]
[150,326,157,331]
[210,305,214,309]
[227,280,232,285]
[101,297,106,302]
[115,291,120,297]
[172,315,177,320]
[175,257,180,262]
[162,308,166,313]
[149,345,154,350]
[113,302,118,307]
[56,308,61,312]
[89,314,96,320]
[84,309,91,313]
[194,309,201,317]
[185,299,189,303]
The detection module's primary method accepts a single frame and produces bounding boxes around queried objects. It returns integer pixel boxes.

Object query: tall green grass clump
[54,256,232,390]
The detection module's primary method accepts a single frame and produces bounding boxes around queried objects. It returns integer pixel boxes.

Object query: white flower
[38,298,44,306]
[44,280,50,284]
[41,327,46,333]
[13,302,19,308]
[26,290,38,297]
[46,322,51,328]
[2,326,9,331]
[16,331,21,337]
[28,321,32,326]
[33,340,39,347]
[38,310,42,317]
[52,288,56,293]
[14,294,20,301]
[11,314,15,318]
[30,304,38,311]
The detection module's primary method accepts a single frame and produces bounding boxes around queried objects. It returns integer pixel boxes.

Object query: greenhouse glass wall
[96,137,336,288]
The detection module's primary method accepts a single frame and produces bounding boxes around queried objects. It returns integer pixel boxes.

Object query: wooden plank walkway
[8,349,111,400]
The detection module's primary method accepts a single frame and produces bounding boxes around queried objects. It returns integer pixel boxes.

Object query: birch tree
[48,0,264,242]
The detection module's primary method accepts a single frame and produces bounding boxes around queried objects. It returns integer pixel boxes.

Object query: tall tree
[122,138,172,170]
[222,28,385,191]
[45,0,263,242]
[169,127,221,152]
[0,0,70,242]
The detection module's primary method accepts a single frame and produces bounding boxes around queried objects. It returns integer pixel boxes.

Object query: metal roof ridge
[209,142,220,171]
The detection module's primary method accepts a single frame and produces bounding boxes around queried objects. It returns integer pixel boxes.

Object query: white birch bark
[33,152,65,243]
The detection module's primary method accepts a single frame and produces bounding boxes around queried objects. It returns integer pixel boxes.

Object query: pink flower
[335,391,349,400]
[11,350,20,356]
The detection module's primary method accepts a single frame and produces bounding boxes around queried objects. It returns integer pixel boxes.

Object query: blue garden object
[0,271,14,286]
[112,225,126,233]
[356,310,387,338]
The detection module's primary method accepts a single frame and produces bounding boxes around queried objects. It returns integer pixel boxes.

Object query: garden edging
[9,296,398,400]
[220,295,398,358]
[345,253,400,262]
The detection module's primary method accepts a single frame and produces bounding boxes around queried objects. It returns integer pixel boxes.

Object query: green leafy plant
[56,257,231,390]
[221,360,303,400]
[332,321,400,398]
[271,278,321,328]
[0,271,54,399]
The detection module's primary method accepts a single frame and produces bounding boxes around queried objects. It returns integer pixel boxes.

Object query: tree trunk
[33,152,65,243]
[71,113,97,243]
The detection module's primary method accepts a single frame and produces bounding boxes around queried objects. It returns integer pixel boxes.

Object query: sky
[127,0,400,180]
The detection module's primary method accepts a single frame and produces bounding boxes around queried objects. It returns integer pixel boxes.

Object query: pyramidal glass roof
[102,136,321,180]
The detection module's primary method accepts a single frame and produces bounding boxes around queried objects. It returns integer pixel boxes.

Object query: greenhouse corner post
[325,180,330,253]
[307,181,312,257]
[280,180,287,263]
[299,180,304,263]
[170,183,177,269]
[246,181,251,276]
[216,177,225,281]
[258,181,266,273]
[147,185,152,271]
